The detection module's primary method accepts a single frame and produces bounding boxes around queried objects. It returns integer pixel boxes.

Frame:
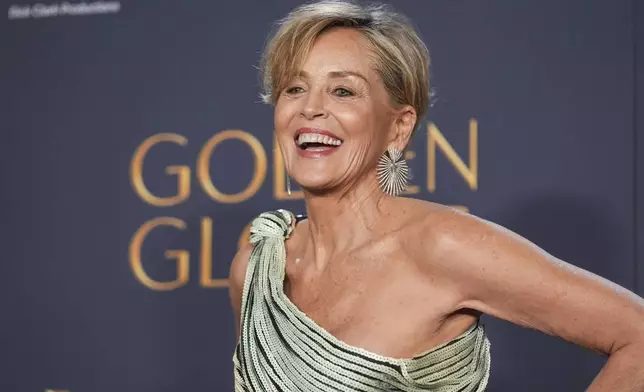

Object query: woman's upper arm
[432,210,644,356]
[228,243,254,340]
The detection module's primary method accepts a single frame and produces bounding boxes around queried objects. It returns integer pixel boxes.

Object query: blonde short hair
[259,0,431,130]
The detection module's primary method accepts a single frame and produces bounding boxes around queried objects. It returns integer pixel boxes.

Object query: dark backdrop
[636,0,644,316]
[0,0,641,391]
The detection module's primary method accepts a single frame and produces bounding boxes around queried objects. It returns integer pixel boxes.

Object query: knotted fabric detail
[233,209,491,391]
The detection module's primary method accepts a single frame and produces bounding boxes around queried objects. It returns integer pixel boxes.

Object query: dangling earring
[286,171,292,196]
[377,147,408,196]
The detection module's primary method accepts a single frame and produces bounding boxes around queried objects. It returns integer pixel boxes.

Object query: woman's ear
[389,105,417,150]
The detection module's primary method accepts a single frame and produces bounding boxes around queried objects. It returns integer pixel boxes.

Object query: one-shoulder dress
[233,210,491,391]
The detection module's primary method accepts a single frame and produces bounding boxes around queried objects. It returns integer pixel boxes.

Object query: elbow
[610,327,644,357]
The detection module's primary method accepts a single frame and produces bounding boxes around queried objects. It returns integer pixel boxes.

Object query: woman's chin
[295,179,339,195]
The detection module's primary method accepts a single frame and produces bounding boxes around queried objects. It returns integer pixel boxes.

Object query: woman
[229,1,644,391]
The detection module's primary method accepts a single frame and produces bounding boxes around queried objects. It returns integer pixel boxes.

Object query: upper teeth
[297,133,342,146]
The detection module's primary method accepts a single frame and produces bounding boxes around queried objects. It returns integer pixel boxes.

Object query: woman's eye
[285,86,304,94]
[333,88,353,97]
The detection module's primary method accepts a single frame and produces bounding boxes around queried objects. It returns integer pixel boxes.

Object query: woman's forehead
[299,29,377,77]
[308,28,371,57]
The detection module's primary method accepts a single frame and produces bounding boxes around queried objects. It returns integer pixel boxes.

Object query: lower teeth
[302,143,336,149]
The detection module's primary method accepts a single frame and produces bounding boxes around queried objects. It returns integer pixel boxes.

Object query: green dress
[233,209,491,391]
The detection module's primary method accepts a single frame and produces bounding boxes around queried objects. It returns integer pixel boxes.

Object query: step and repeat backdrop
[637,0,644,335]
[1,0,642,391]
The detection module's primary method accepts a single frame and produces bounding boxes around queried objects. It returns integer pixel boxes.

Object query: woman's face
[274,27,412,194]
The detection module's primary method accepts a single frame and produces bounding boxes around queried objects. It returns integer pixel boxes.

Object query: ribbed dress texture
[233,209,491,391]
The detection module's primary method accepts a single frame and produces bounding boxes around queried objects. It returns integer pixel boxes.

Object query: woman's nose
[300,92,328,120]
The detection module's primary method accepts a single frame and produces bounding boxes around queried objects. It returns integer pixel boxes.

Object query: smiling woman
[271,22,422,194]
[228,1,644,391]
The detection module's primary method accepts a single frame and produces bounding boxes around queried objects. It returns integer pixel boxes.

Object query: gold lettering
[273,133,304,200]
[198,130,267,204]
[200,217,228,288]
[428,119,478,192]
[130,133,190,206]
[129,217,189,290]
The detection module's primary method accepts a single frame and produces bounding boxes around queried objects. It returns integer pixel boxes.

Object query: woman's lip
[295,144,340,158]
[294,127,343,140]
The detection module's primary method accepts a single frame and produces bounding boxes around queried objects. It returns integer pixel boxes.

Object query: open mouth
[295,132,343,151]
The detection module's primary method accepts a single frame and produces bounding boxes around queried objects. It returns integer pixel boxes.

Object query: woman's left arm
[433,210,644,391]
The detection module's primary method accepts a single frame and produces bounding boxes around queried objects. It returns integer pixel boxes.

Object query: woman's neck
[300,175,390,270]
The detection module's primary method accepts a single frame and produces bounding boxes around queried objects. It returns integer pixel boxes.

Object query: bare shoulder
[391,197,472,246]
[401,198,583,286]
[395,197,523,255]
[400,198,644,356]
[388,198,473,275]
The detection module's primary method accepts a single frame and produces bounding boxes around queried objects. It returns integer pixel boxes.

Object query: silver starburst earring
[377,147,409,196]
